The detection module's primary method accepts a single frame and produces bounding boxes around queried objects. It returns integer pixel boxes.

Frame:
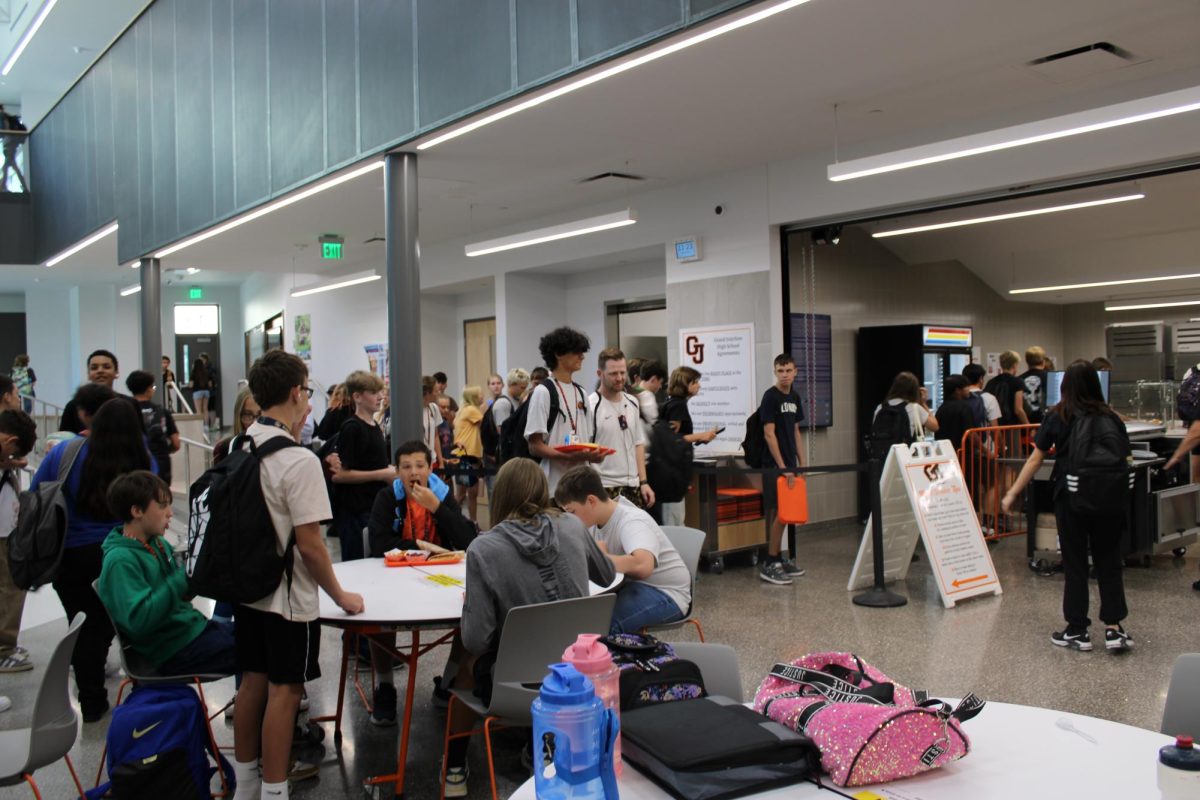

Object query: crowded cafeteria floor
[4,519,1197,799]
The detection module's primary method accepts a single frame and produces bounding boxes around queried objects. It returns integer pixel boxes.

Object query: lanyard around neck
[554,379,578,433]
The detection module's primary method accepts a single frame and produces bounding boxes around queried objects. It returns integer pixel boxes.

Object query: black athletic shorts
[235,604,321,685]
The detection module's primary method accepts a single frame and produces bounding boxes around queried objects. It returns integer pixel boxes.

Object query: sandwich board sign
[848,440,1001,608]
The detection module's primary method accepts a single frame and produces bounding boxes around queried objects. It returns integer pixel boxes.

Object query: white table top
[509,700,1171,799]
[318,558,622,625]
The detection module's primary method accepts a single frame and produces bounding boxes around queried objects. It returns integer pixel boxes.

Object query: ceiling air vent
[1025,42,1145,83]
[577,172,647,185]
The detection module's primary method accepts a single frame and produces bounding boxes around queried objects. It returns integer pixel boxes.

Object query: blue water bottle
[531,663,619,799]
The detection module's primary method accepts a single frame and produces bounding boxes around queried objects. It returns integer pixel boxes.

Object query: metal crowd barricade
[958,423,1039,540]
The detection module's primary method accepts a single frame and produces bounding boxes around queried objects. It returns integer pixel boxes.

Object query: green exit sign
[188,286,203,300]
[322,242,343,260]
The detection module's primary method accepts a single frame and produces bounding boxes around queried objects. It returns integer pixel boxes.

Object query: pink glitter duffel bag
[752,652,984,787]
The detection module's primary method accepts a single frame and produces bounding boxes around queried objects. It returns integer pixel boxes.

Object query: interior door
[464,317,497,393]
[176,334,222,423]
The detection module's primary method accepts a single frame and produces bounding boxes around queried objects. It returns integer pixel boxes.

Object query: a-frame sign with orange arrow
[849,440,1001,608]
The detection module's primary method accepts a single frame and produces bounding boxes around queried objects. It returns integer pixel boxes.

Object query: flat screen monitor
[1044,370,1110,408]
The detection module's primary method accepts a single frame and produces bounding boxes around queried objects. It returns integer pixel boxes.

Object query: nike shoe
[1104,626,1133,652]
[444,763,469,798]
[780,559,806,577]
[1051,628,1092,651]
[758,560,793,585]
[371,683,397,727]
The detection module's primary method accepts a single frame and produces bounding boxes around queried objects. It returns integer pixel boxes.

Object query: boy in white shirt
[231,350,364,800]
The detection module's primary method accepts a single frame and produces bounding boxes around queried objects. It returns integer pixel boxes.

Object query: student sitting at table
[555,464,691,634]
[363,440,477,727]
[97,471,236,677]
[441,458,615,797]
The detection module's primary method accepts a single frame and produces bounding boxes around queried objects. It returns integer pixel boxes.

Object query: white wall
[159,285,245,420]
[0,294,24,312]
[565,261,666,364]
[23,287,79,408]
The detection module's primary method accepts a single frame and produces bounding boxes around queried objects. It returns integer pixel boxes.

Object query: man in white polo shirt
[556,465,690,634]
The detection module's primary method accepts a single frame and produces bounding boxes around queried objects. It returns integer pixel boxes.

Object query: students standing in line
[421,375,445,469]
[126,370,181,488]
[486,374,504,406]
[436,394,456,463]
[528,366,549,394]
[1020,346,1049,424]
[329,371,393,562]
[231,350,364,800]
[588,347,654,509]
[632,359,666,430]
[658,366,719,526]
[1002,361,1133,653]
[33,395,150,722]
[758,354,807,585]
[985,351,1030,427]
[59,349,120,434]
[524,327,607,494]
[934,375,976,453]
[490,368,529,441]
[433,372,448,398]
[453,385,486,521]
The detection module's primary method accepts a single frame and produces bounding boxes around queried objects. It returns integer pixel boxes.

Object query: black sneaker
[370,683,397,727]
[432,676,451,710]
[780,558,806,577]
[1051,629,1092,651]
[758,560,793,585]
[1104,626,1133,652]
[82,700,110,723]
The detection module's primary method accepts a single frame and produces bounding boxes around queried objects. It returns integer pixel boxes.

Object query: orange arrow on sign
[951,575,988,588]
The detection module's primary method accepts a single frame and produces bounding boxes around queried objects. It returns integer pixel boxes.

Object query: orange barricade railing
[959,424,1039,541]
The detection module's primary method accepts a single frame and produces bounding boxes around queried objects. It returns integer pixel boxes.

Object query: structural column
[139,257,162,376]
[384,152,422,441]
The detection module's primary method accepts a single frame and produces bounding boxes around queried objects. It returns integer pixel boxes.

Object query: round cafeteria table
[314,558,622,796]
[509,699,1172,799]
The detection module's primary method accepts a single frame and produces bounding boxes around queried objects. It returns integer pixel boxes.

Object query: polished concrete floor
[4,519,1199,799]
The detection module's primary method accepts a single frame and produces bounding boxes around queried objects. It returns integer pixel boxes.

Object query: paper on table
[424,573,465,588]
[853,788,932,800]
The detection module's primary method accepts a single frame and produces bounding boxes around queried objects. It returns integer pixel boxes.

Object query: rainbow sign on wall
[922,326,973,348]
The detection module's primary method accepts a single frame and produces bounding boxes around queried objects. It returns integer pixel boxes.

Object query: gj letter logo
[685,336,705,364]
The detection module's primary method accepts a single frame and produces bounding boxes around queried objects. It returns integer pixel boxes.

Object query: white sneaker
[444,764,469,798]
[0,695,11,713]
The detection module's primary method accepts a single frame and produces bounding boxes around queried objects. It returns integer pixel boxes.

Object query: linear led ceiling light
[1011,271,1200,295]
[119,284,141,297]
[875,193,1144,238]
[290,272,381,298]
[2,0,59,76]
[417,0,814,150]
[465,209,636,257]
[828,85,1200,182]
[44,221,119,267]
[1105,297,1200,312]
[155,161,384,259]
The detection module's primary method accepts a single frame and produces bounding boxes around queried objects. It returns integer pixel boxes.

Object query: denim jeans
[159,620,237,677]
[335,509,371,562]
[610,582,685,635]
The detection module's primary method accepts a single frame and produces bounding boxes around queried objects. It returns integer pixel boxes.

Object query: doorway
[463,317,497,392]
[174,304,222,426]
[606,299,667,366]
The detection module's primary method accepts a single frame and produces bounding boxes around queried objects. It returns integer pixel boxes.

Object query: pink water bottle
[563,634,622,776]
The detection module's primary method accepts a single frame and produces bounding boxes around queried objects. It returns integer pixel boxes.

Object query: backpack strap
[56,436,86,482]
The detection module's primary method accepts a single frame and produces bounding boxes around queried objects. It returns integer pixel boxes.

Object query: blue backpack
[88,685,233,799]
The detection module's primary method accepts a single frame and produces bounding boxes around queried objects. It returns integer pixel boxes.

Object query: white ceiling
[0,0,150,122]
[6,0,1200,304]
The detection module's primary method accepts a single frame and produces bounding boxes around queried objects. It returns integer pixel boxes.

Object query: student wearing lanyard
[524,327,607,494]
[587,347,654,509]
[366,440,476,726]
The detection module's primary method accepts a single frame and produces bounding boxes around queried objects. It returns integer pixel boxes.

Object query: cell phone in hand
[714,427,726,435]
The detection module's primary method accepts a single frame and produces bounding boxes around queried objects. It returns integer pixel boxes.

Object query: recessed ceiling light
[1011,271,1200,295]
[2,0,60,76]
[44,222,118,267]
[290,272,381,298]
[465,209,636,257]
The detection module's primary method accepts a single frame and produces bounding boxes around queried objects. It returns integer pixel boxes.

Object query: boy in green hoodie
[97,470,235,676]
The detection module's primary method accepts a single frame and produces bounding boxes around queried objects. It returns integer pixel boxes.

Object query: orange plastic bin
[775,475,809,525]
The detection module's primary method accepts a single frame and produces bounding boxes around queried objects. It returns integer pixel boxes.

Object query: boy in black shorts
[758,354,807,586]
[231,351,364,800]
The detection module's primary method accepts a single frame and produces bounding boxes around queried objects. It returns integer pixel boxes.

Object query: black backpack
[140,403,171,458]
[185,434,305,604]
[866,402,914,460]
[741,410,765,468]
[498,382,576,464]
[1178,364,1200,422]
[646,419,694,503]
[984,376,1019,425]
[1063,412,1132,516]
[480,396,509,461]
[9,437,86,590]
[964,392,988,430]
[601,633,706,712]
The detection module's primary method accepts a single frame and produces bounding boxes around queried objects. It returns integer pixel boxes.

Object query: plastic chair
[1162,653,1200,738]
[90,581,232,795]
[439,593,617,800]
[643,525,706,642]
[670,641,743,702]
[0,614,87,799]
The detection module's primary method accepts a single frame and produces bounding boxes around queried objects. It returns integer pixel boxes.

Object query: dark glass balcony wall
[29,0,753,264]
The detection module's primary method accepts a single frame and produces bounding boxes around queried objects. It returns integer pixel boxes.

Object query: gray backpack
[9,437,85,590]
